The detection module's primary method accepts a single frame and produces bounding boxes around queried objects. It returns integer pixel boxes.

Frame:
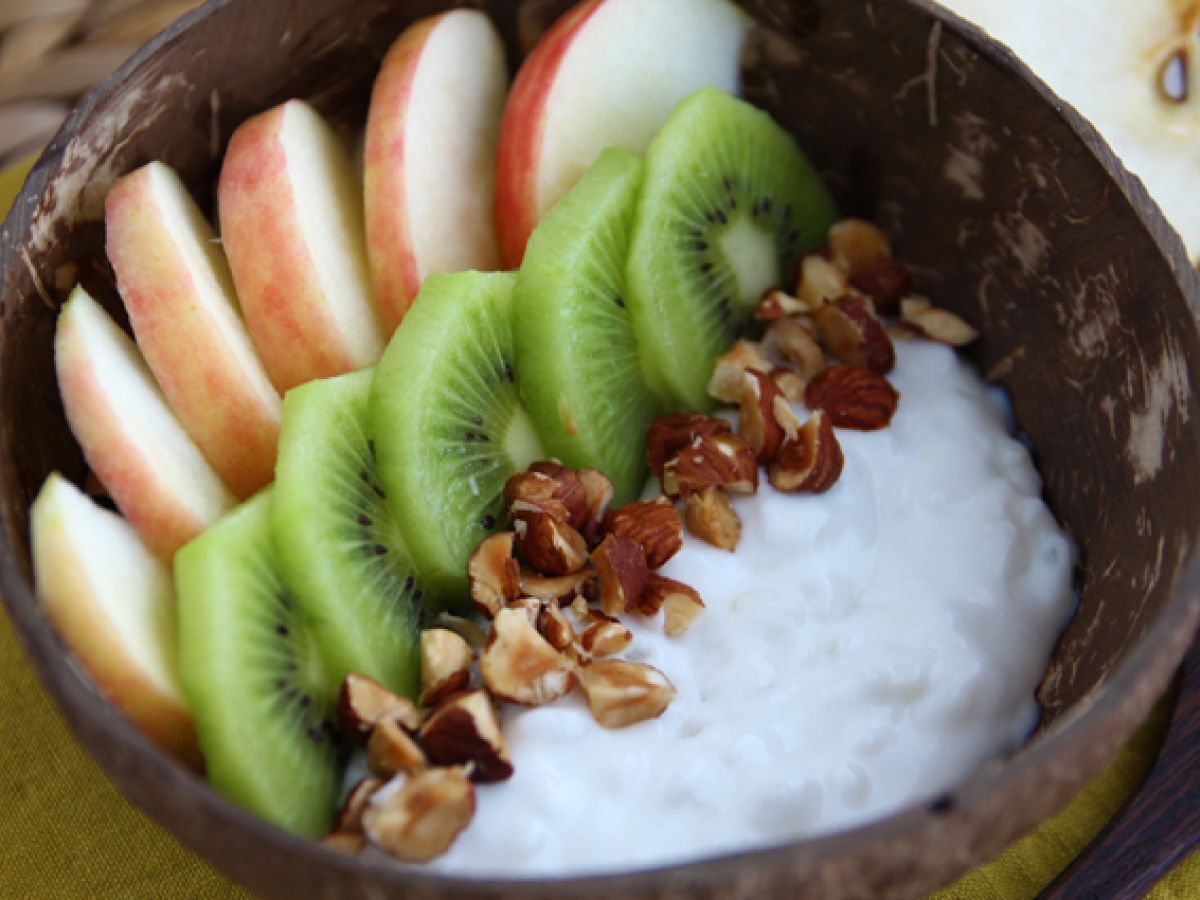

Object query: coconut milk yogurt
[374,338,1077,876]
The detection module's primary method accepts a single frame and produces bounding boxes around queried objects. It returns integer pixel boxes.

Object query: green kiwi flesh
[626,87,838,411]
[176,491,343,836]
[514,148,655,505]
[271,368,427,699]
[371,271,544,606]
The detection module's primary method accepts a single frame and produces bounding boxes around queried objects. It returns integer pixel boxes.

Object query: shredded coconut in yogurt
[367,338,1075,877]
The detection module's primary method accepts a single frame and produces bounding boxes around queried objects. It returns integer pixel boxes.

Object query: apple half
[54,285,235,560]
[945,0,1200,260]
[31,473,200,768]
[219,99,385,392]
[106,161,282,499]
[364,9,507,331]
[494,0,751,268]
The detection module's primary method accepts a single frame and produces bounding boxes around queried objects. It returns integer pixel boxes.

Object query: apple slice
[494,0,751,267]
[54,285,235,559]
[30,473,200,768]
[364,9,507,331]
[218,99,385,392]
[106,161,282,498]
[944,0,1200,261]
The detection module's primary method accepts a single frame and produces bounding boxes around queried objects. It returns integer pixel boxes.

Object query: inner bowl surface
[1,0,1199,897]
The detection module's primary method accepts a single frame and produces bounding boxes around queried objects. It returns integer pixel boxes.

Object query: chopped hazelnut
[577,660,677,729]
[828,218,892,277]
[738,369,788,464]
[805,364,899,431]
[707,339,772,404]
[661,433,758,498]
[504,462,587,528]
[367,718,428,778]
[631,573,686,616]
[467,532,520,620]
[661,584,706,635]
[519,570,595,604]
[362,767,475,863]
[537,602,576,652]
[813,294,895,374]
[338,672,422,744]
[768,410,845,494]
[603,496,683,569]
[511,501,589,575]
[796,254,849,309]
[684,486,741,552]
[850,257,913,316]
[579,617,633,657]
[771,367,808,404]
[765,317,825,380]
[590,533,649,616]
[577,467,615,545]
[481,608,576,706]
[645,413,733,480]
[900,296,979,346]
[419,690,512,783]
[419,628,475,708]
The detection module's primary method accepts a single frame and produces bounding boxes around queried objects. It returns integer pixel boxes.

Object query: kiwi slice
[177,491,343,837]
[626,87,838,410]
[371,271,544,605]
[514,148,655,505]
[272,368,427,699]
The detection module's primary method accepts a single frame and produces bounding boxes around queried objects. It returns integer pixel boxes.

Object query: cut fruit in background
[514,147,655,505]
[371,271,543,604]
[30,473,199,768]
[494,0,750,267]
[364,9,507,332]
[106,161,281,499]
[272,369,427,699]
[946,0,1200,261]
[626,88,838,411]
[177,490,343,837]
[54,286,235,560]
[219,99,384,392]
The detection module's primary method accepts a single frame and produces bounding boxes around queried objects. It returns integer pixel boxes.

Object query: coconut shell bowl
[0,0,1198,896]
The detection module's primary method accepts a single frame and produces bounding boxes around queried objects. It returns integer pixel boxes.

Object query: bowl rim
[2,0,1200,893]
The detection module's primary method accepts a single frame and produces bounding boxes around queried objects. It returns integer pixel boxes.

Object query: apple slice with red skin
[30,473,201,769]
[106,161,282,499]
[365,9,507,332]
[219,99,385,392]
[494,0,750,267]
[54,285,235,559]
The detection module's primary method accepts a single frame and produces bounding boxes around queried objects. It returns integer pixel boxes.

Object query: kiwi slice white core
[718,214,780,307]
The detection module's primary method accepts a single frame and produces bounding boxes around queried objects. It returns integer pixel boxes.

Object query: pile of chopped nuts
[663,217,978,553]
[321,460,705,862]
[318,218,978,864]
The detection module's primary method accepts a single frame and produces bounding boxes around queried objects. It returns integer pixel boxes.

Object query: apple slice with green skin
[365,9,507,332]
[30,473,200,768]
[54,285,235,559]
[219,99,384,392]
[106,161,282,499]
[494,0,750,268]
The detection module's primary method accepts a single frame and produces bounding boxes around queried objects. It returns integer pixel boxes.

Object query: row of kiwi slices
[176,88,836,836]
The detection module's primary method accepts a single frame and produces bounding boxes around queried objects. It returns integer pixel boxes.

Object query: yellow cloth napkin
[2,156,1197,898]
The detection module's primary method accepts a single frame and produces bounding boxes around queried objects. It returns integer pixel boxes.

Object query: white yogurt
[382,339,1076,876]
